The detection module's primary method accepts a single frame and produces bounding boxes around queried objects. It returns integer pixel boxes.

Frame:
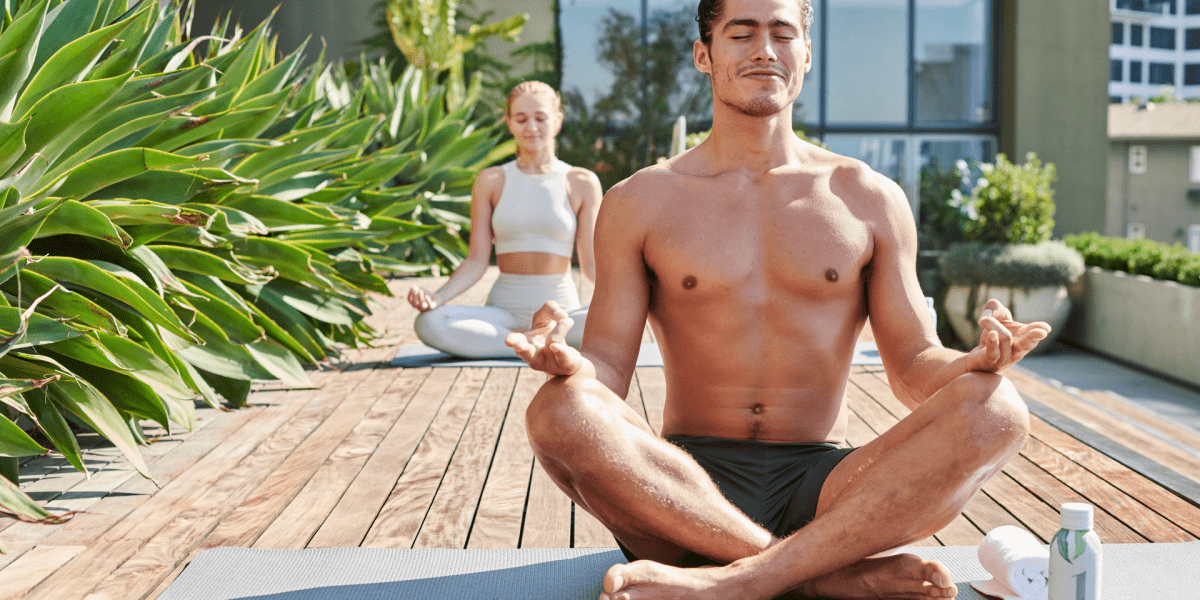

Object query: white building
[1110,0,1200,102]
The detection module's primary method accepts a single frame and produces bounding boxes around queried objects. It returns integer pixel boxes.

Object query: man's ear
[803,37,813,74]
[694,39,711,74]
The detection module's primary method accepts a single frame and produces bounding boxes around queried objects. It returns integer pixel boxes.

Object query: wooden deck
[3,268,1199,600]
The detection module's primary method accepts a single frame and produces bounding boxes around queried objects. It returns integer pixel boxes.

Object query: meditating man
[507,0,1048,598]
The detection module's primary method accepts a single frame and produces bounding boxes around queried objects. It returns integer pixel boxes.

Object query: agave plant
[0,0,507,536]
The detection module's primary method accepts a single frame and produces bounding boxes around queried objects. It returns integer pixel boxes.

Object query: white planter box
[1063,267,1200,387]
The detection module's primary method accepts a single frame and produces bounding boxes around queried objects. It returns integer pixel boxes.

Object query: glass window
[1150,27,1176,49]
[1112,59,1123,82]
[1131,24,1144,46]
[1149,62,1175,84]
[1187,28,1200,49]
[1190,0,1200,14]
[1111,95,1124,104]
[915,0,992,124]
[1113,22,1124,45]
[1186,64,1200,85]
[1130,60,1143,83]
[826,0,907,124]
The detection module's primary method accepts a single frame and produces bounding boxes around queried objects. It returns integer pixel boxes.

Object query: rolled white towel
[970,525,1049,600]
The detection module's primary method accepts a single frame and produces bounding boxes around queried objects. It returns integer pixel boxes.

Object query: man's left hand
[964,298,1050,373]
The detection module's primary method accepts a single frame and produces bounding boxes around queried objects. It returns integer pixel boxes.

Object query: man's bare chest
[642,191,874,302]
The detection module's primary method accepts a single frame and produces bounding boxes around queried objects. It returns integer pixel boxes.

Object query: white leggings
[414,272,588,359]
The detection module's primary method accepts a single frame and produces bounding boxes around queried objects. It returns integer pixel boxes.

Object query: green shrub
[963,153,1056,245]
[940,241,1085,289]
[0,0,506,532]
[1064,232,1200,287]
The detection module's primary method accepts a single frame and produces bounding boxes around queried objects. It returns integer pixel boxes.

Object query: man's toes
[603,565,629,594]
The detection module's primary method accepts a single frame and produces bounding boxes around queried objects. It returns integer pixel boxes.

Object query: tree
[558,6,710,190]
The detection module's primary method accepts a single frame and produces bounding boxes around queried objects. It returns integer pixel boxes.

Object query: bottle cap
[1059,502,1093,530]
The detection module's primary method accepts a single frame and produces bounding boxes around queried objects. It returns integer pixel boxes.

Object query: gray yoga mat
[159,542,1200,599]
[391,343,663,368]
[392,342,882,368]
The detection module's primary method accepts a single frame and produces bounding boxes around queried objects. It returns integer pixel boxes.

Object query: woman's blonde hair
[505,81,562,117]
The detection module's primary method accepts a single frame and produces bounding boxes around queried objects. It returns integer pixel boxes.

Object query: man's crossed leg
[526,371,1029,600]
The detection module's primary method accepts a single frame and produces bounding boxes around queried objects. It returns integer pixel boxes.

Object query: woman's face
[506,92,562,153]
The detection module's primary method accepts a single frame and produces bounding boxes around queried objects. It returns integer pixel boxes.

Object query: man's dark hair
[696,0,814,46]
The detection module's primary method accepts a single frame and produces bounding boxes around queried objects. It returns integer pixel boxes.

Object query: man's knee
[944,372,1030,451]
[525,375,615,456]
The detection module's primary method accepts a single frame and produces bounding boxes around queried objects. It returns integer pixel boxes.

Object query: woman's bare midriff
[496,252,572,275]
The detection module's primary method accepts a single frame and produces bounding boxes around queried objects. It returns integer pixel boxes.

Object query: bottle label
[1052,529,1088,564]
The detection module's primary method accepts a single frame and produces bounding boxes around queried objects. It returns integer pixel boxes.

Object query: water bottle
[1048,502,1102,600]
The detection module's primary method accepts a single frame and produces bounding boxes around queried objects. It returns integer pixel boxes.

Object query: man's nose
[753,36,778,62]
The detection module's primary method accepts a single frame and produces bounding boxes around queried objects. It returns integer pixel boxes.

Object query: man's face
[695,0,812,118]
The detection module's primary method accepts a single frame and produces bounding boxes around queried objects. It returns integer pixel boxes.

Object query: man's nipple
[825,269,839,283]
[682,275,697,290]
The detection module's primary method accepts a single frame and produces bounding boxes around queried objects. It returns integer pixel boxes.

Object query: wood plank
[413,369,519,549]
[978,472,1060,542]
[634,368,666,435]
[1007,369,1200,483]
[306,368,449,548]
[78,369,381,600]
[844,411,877,448]
[1076,388,1200,455]
[466,368,543,549]
[0,403,259,577]
[197,365,409,550]
[1016,436,1193,543]
[1000,454,1146,543]
[362,368,489,548]
[0,545,84,600]
[520,459,573,548]
[960,488,1027,541]
[1026,416,1200,537]
[20,381,344,600]
[251,368,423,550]
[932,513,985,547]
[573,505,618,548]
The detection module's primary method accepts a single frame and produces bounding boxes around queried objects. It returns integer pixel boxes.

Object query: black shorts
[617,435,854,562]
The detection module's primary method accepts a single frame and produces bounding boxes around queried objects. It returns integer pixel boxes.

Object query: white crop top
[491,159,576,257]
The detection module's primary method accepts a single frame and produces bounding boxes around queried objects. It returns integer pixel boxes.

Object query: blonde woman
[408,81,603,358]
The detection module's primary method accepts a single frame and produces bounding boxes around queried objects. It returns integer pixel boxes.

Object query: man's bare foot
[599,553,955,600]
[600,561,751,600]
[795,553,957,599]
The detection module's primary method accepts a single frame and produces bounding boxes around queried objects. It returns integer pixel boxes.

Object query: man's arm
[508,177,652,398]
[859,168,1049,409]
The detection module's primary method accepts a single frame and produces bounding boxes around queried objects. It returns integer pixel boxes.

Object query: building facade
[1109,0,1200,103]
[1108,103,1200,249]
[191,0,1108,238]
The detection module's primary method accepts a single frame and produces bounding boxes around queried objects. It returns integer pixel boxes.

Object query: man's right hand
[506,301,584,377]
[408,287,440,312]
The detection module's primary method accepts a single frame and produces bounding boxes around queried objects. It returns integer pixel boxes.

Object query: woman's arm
[408,167,504,311]
[567,167,604,283]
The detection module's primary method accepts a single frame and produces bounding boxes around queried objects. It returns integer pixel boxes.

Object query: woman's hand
[408,287,440,312]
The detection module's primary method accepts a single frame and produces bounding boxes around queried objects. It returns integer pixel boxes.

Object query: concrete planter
[1062,267,1200,388]
[944,284,1072,354]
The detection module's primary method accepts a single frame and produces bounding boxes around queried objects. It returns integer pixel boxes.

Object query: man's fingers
[547,316,575,345]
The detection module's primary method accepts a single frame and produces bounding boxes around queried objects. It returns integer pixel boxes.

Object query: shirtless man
[507,0,1049,598]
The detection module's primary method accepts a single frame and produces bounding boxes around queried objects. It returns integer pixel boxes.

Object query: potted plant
[939,153,1085,352]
